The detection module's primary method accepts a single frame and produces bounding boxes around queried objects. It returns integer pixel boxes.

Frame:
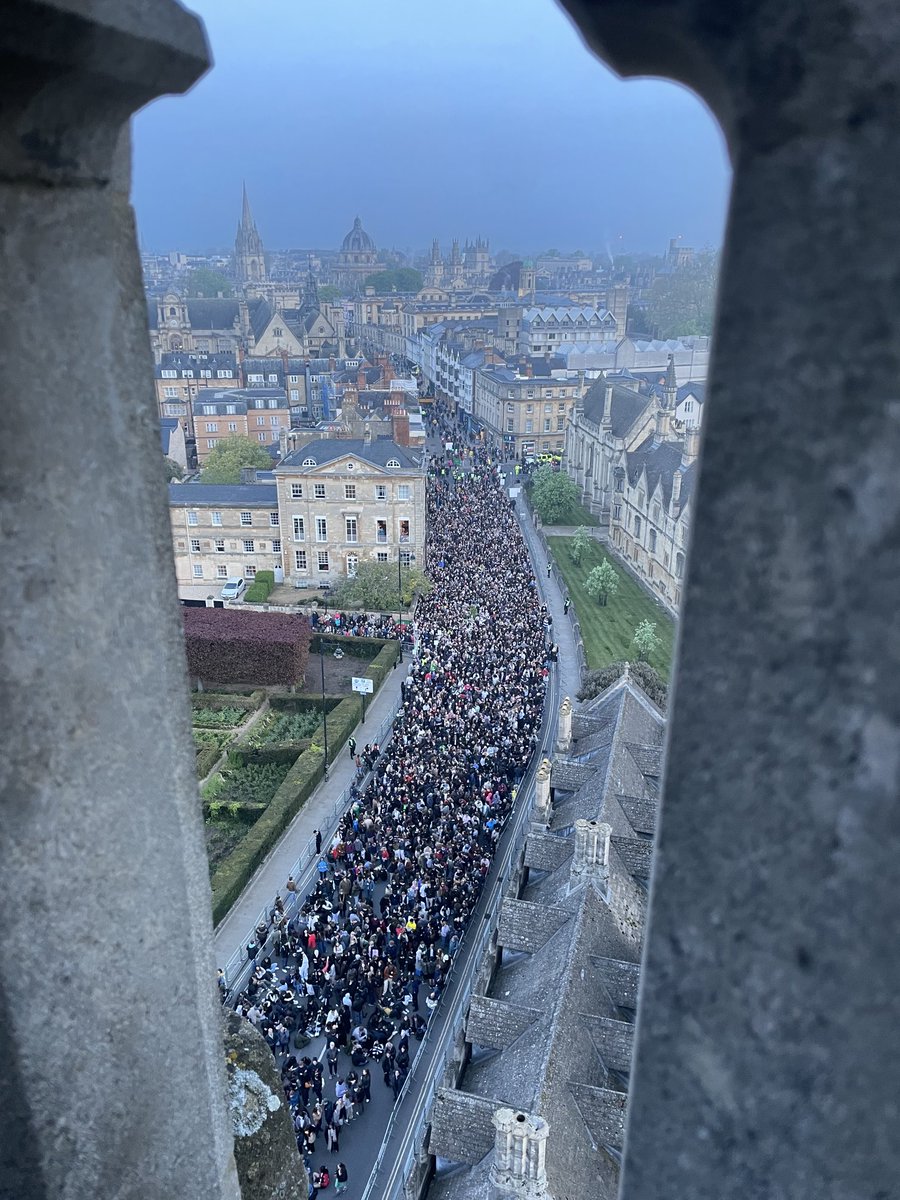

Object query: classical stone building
[273,438,426,588]
[192,387,293,463]
[333,216,380,289]
[427,673,665,1200]
[472,361,583,459]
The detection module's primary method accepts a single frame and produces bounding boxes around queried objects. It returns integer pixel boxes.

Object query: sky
[132,0,731,259]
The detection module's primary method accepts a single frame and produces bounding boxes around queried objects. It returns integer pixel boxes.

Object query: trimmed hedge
[191,691,263,712]
[196,744,223,779]
[183,608,310,686]
[244,581,272,603]
[210,746,325,924]
[227,742,311,767]
[309,634,387,660]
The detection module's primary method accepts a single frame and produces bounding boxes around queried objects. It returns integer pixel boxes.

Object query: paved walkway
[213,657,408,971]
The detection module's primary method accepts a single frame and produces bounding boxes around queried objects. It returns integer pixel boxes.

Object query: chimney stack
[357,368,367,392]
[682,424,701,467]
[392,412,410,447]
[239,466,257,485]
[556,697,573,753]
[490,1108,549,1200]
[533,758,552,824]
[570,819,612,898]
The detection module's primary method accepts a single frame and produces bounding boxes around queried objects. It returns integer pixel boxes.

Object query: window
[211,511,222,526]
[245,565,257,578]
[346,554,358,577]
[317,551,329,573]
[525,420,533,433]
[206,439,217,449]
[506,419,514,433]
[268,374,279,383]
[248,374,264,383]
[228,422,237,432]
[675,551,685,578]
[294,549,308,572]
[161,369,177,379]
[376,551,388,563]
[526,404,533,413]
[289,375,299,383]
[400,549,413,566]
[256,417,265,426]
[302,457,317,467]
[182,370,194,379]
[163,386,179,398]
[214,539,225,553]
[314,483,326,500]
[613,504,622,521]
[292,516,305,541]
[192,564,203,578]
[399,519,410,543]
[376,484,387,501]
[527,390,535,399]
[202,405,216,415]
[291,483,303,499]
[344,483,357,500]
[187,511,198,526]
[269,512,279,527]
[615,476,624,494]
[217,370,232,379]
[558,402,566,412]
[634,517,642,538]
[543,419,551,432]
[216,564,228,579]
[190,538,201,553]
[272,539,281,554]
[270,416,280,427]
[290,389,300,402]
[200,370,211,379]
[506,402,514,412]
[240,512,252,526]
[205,423,217,433]
[272,328,283,338]
[397,484,410,500]
[243,539,255,553]
[649,529,657,553]
[653,505,661,523]
[258,433,267,442]
[386,458,401,469]
[345,518,358,543]
[315,517,327,542]
[557,417,565,430]
[544,404,552,413]
[225,404,236,415]
[376,519,387,543]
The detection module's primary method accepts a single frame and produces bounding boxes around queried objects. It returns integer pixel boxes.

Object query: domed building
[334,215,380,289]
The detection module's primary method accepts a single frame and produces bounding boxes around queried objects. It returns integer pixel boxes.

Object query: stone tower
[234,183,267,286]
[425,237,444,286]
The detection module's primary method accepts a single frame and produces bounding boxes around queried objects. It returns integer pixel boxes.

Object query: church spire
[241,182,256,231]
[234,183,266,286]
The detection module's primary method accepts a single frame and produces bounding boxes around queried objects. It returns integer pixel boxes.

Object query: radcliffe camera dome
[341,215,376,253]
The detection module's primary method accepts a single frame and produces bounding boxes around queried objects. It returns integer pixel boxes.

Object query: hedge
[183,608,310,686]
[196,744,223,779]
[190,691,263,712]
[227,741,312,767]
[244,580,272,604]
[310,634,387,660]
[210,745,325,924]
[255,570,275,588]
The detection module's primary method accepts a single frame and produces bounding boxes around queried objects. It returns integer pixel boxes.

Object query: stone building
[564,359,701,611]
[472,362,582,459]
[333,215,380,289]
[191,387,293,463]
[427,673,665,1200]
[155,350,240,433]
[148,292,244,357]
[273,437,426,588]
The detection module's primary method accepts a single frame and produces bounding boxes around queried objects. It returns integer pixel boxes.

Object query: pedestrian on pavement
[546,562,551,578]
[348,735,357,760]
[563,596,570,615]
[335,1161,349,1194]
[314,829,322,854]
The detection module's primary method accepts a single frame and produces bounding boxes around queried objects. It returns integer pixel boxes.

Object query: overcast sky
[132,0,730,258]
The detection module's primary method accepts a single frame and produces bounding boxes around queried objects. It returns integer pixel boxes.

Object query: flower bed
[244,707,321,747]
[202,760,293,807]
[192,706,248,729]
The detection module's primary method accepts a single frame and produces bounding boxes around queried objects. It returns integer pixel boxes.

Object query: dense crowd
[227,412,550,1185]
[308,611,405,640]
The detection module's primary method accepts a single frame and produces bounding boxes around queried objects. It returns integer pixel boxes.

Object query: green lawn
[547,536,675,678]
[547,497,600,528]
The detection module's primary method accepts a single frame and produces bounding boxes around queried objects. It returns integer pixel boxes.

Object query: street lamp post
[398,552,404,664]
[319,638,329,780]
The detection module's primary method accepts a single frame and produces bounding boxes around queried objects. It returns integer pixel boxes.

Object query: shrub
[192,706,247,728]
[245,708,321,747]
[244,581,271,603]
[190,691,262,711]
[183,608,310,686]
[201,759,292,806]
[195,745,223,779]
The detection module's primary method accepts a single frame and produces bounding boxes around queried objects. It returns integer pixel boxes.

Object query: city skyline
[132,0,731,256]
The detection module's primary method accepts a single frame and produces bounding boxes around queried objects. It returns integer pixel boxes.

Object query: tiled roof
[168,483,278,506]
[277,438,420,470]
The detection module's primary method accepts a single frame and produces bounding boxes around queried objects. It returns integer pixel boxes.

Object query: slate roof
[185,298,240,329]
[160,419,179,454]
[626,435,686,506]
[277,439,420,471]
[168,483,278,507]
[581,376,651,439]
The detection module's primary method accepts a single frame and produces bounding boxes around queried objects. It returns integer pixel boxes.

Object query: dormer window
[302,457,317,467]
[386,459,401,469]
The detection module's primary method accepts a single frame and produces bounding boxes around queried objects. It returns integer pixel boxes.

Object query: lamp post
[398,550,415,664]
[319,637,330,781]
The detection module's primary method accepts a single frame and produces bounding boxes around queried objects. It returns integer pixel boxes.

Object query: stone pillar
[570,819,611,898]
[490,1108,549,1199]
[0,5,242,1200]
[559,2,900,1199]
[556,696,573,752]
[533,757,552,823]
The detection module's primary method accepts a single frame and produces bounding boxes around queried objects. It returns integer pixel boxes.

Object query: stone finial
[534,757,553,821]
[556,696,573,752]
[571,820,612,899]
[490,1108,550,1199]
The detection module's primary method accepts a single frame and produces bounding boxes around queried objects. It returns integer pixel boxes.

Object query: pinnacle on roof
[240,182,256,231]
[664,352,678,397]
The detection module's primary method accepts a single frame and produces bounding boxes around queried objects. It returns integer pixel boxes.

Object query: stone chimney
[601,382,614,428]
[239,466,257,485]
[490,1108,549,1200]
[682,424,701,467]
[570,819,612,897]
[356,368,367,392]
[671,467,684,512]
[328,355,336,371]
[523,359,533,378]
[556,696,572,752]
[533,758,552,823]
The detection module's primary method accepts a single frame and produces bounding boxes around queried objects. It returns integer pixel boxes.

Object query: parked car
[220,577,246,600]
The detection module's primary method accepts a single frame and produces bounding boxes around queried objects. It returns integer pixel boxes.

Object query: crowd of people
[226,409,551,1188]
[308,611,406,641]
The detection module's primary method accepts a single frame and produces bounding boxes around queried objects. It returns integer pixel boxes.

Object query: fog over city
[133,0,730,255]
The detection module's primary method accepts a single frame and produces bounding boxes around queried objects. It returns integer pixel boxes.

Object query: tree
[569,525,591,566]
[164,456,184,482]
[330,562,432,612]
[185,268,233,298]
[362,268,423,294]
[626,302,653,336]
[318,284,342,303]
[585,560,620,606]
[529,465,580,524]
[632,619,662,662]
[201,436,274,485]
[646,249,720,339]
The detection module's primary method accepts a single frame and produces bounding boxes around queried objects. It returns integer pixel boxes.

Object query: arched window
[169,307,176,317]
[302,457,317,467]
[386,458,401,469]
